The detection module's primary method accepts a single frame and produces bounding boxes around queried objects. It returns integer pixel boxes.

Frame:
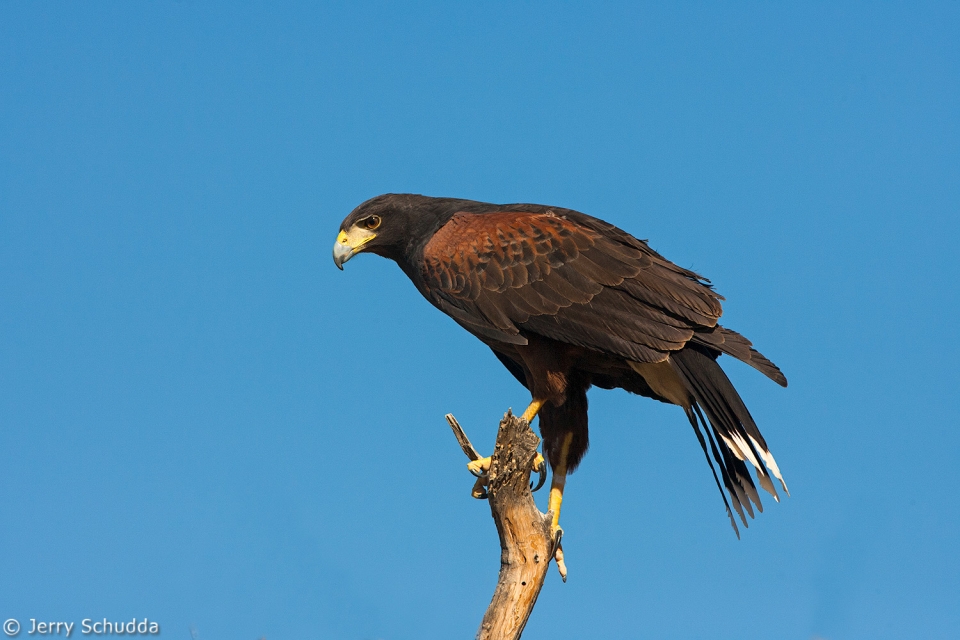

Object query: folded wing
[420,210,728,365]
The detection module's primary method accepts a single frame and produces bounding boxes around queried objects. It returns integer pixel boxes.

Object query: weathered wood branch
[446,411,561,640]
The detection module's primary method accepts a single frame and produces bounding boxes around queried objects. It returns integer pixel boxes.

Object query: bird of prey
[334,194,788,541]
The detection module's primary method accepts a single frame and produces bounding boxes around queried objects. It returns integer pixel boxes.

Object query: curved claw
[552,526,567,581]
[530,456,547,492]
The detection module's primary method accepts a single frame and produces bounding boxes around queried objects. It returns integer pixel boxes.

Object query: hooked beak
[333,228,376,270]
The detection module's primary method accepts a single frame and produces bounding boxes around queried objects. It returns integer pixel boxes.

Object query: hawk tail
[671,344,788,537]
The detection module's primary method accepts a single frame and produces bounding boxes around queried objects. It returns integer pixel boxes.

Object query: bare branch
[445,413,482,461]
[448,410,559,640]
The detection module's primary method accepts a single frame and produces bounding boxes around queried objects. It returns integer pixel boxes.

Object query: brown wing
[420,210,724,363]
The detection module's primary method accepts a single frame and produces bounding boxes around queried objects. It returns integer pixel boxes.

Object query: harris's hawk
[334,193,788,540]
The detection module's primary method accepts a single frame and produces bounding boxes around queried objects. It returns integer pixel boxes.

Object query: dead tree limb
[446,411,560,640]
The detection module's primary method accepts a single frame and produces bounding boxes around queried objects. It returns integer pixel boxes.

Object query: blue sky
[1,2,958,639]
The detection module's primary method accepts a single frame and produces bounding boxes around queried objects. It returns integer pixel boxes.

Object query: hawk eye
[360,215,381,230]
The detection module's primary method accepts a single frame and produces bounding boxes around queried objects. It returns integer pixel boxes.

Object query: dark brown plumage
[334,193,788,535]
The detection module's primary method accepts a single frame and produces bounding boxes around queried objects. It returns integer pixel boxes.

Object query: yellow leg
[547,432,574,531]
[547,432,573,581]
[521,398,545,424]
[521,400,547,492]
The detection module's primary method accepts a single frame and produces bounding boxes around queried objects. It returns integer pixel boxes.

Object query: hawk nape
[334,194,788,540]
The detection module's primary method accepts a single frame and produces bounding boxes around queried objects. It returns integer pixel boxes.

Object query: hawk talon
[467,456,491,478]
[471,475,488,500]
[530,453,547,492]
[468,453,545,491]
[552,526,567,581]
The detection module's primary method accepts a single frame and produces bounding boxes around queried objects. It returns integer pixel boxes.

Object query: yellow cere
[338,226,378,250]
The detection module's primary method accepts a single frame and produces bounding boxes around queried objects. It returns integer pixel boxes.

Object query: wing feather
[420,210,765,367]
